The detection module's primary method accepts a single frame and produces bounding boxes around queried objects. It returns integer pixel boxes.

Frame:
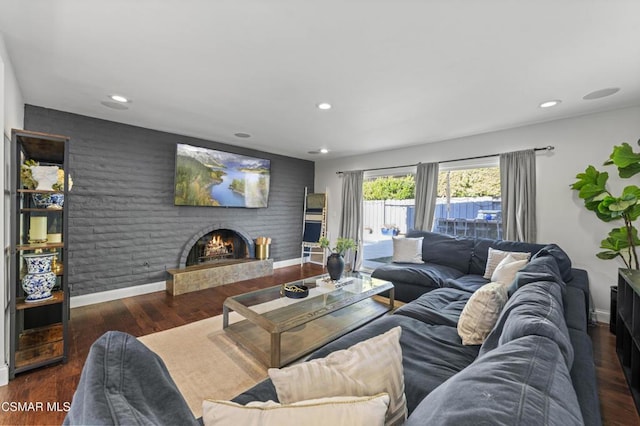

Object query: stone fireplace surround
[179,223,256,268]
[166,223,273,296]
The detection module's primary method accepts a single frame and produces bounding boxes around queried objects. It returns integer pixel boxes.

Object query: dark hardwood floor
[0,263,637,425]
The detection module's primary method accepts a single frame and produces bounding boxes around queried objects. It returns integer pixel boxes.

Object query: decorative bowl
[284,284,309,299]
[32,193,64,209]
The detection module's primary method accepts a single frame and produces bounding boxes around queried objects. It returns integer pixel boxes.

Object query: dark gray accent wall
[24,105,314,296]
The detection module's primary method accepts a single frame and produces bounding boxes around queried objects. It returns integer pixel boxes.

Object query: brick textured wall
[24,105,314,296]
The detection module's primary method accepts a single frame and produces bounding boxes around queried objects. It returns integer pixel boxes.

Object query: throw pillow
[392,237,424,264]
[483,247,531,279]
[202,394,390,426]
[490,254,528,286]
[268,326,406,426]
[457,282,509,345]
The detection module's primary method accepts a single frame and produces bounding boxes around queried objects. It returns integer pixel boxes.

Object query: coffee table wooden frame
[223,274,394,367]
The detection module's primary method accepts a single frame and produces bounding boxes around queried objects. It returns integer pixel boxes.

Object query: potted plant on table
[318,236,356,281]
[570,139,640,269]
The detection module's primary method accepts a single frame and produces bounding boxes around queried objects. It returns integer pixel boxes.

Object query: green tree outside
[363,175,415,200]
[363,168,500,201]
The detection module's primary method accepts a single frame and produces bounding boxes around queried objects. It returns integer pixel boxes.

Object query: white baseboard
[70,281,166,308]
[70,258,304,308]
[274,257,304,268]
[0,363,9,387]
[594,308,610,324]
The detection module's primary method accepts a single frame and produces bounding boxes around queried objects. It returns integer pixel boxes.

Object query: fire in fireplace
[185,229,249,266]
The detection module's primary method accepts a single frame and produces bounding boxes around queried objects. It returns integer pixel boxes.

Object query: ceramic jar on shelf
[22,252,57,302]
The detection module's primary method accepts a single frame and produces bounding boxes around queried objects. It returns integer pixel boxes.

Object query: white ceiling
[1,1,639,161]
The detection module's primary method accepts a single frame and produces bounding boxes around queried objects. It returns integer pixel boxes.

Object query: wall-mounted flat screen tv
[174,143,271,208]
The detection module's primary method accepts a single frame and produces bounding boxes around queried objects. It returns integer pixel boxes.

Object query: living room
[1,1,640,424]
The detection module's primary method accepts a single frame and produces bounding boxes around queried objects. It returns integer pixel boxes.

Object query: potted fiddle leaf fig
[318,236,356,280]
[570,139,640,269]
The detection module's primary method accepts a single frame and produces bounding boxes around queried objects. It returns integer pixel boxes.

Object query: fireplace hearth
[167,224,270,296]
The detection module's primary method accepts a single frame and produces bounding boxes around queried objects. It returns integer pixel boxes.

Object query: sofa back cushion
[531,243,574,282]
[507,255,566,297]
[64,331,198,426]
[406,231,474,273]
[404,335,584,426]
[479,280,574,369]
[470,237,545,276]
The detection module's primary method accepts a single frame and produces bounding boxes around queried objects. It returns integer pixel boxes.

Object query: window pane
[362,174,415,270]
[433,167,501,239]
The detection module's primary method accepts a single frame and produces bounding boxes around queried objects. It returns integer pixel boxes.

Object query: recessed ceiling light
[539,100,561,108]
[319,148,329,154]
[583,87,620,100]
[110,94,130,103]
[317,102,332,110]
[234,132,251,138]
[100,101,129,110]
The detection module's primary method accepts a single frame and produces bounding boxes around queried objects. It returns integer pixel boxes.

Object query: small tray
[283,284,309,299]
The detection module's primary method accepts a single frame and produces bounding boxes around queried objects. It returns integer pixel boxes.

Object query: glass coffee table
[222,272,394,367]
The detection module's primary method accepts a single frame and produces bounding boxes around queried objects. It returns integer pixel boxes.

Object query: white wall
[316,105,640,322]
[1,34,25,386]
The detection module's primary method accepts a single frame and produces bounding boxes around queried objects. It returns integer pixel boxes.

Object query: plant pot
[326,253,345,281]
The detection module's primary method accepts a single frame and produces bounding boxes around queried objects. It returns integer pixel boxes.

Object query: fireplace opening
[185,229,250,267]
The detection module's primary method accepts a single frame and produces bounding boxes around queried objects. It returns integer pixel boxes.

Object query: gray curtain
[413,162,439,231]
[339,170,364,271]
[500,149,536,242]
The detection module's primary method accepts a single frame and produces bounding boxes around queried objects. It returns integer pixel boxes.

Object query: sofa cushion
[443,274,489,293]
[405,335,584,426]
[268,326,407,426]
[532,243,574,282]
[457,282,509,345]
[394,288,472,327]
[568,329,602,426]
[507,254,565,297]
[371,262,464,289]
[565,286,588,332]
[480,280,574,369]
[392,236,424,264]
[63,331,198,426]
[203,394,390,426]
[304,315,479,415]
[406,230,474,273]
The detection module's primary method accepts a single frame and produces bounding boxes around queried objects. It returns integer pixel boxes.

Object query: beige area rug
[138,312,266,419]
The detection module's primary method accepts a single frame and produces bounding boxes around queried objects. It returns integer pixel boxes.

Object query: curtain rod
[335,145,554,175]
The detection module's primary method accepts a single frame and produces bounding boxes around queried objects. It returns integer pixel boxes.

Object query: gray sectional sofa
[65,232,601,425]
[372,230,582,303]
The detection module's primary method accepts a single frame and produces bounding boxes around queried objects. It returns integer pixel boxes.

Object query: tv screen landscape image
[174,143,271,208]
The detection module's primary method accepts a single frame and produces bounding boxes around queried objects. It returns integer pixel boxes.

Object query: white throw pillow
[392,237,424,264]
[202,394,390,426]
[483,247,531,279]
[268,326,406,426]
[491,254,528,286]
[457,282,509,345]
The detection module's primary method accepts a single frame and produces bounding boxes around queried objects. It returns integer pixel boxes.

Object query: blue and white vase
[32,193,64,209]
[22,253,56,302]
